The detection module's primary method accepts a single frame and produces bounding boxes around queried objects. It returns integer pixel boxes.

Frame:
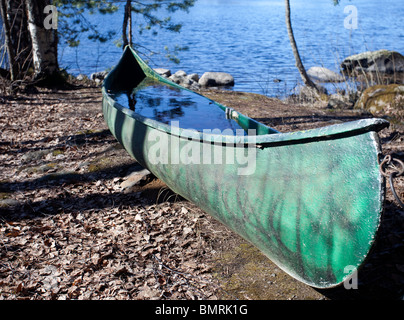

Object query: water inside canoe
[108,77,245,134]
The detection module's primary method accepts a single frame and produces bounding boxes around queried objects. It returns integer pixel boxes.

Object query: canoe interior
[103,46,280,137]
[102,46,390,289]
[107,77,249,134]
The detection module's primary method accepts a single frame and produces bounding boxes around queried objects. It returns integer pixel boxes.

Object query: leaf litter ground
[1,84,404,300]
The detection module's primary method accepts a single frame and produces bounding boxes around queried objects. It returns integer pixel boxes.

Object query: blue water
[3,0,403,96]
[109,77,245,133]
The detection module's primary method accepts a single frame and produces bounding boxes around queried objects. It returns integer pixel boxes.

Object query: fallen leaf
[6,229,20,237]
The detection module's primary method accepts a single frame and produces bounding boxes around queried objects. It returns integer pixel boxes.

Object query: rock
[188,82,201,91]
[174,70,187,77]
[76,74,88,81]
[120,168,153,190]
[292,84,328,102]
[307,66,345,83]
[326,94,353,109]
[0,198,20,208]
[169,73,186,84]
[90,71,108,81]
[168,71,200,91]
[153,68,171,77]
[341,50,404,75]
[356,72,404,86]
[21,149,52,163]
[354,84,404,116]
[199,72,235,87]
[187,73,199,82]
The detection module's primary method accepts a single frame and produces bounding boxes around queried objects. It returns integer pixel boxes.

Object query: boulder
[187,73,199,82]
[341,50,404,75]
[154,68,171,77]
[169,73,193,87]
[326,94,354,109]
[292,84,328,102]
[307,66,345,83]
[76,74,88,81]
[168,70,200,91]
[90,71,108,81]
[354,84,404,116]
[199,72,235,87]
[174,70,187,77]
[168,73,185,84]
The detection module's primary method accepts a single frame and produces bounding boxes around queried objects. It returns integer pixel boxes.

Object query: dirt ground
[0,82,403,300]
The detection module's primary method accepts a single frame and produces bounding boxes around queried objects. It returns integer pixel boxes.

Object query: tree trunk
[0,0,18,80]
[122,1,129,48]
[128,1,132,47]
[8,0,33,75]
[284,0,318,92]
[122,0,132,49]
[25,0,59,82]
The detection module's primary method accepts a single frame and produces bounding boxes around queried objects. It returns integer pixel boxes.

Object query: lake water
[3,0,403,97]
[108,77,244,133]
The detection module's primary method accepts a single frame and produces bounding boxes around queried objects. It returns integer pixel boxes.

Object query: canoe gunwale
[103,46,389,148]
[103,85,389,147]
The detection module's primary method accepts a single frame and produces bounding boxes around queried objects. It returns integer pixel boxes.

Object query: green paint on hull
[102,46,389,288]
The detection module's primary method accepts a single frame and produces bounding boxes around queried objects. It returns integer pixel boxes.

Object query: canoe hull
[102,46,388,288]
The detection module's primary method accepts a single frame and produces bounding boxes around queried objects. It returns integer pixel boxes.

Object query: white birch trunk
[25,0,58,79]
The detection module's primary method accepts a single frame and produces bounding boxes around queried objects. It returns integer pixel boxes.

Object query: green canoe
[102,46,389,288]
